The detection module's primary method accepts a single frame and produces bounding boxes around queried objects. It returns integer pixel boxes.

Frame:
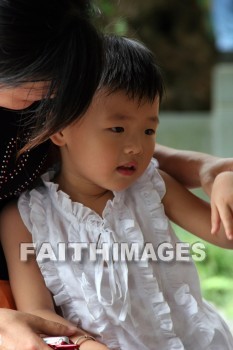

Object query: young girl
[1,35,233,350]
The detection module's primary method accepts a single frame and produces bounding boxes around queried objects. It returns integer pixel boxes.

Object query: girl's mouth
[116,162,137,176]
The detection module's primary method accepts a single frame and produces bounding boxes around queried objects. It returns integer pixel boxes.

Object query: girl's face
[52,89,159,197]
[0,81,51,110]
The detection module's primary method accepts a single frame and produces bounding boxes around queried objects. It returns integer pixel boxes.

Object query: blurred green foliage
[173,224,233,321]
[93,0,216,110]
[94,0,213,37]
[94,0,128,35]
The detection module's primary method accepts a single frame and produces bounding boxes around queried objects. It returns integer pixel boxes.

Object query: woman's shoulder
[0,107,51,202]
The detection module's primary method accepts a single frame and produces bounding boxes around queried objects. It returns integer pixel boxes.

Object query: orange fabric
[0,280,16,309]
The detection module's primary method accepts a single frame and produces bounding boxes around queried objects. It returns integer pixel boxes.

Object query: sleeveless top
[0,106,50,279]
[18,159,233,350]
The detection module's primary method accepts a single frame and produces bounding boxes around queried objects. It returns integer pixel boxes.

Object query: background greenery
[174,222,233,322]
[158,113,233,326]
[94,0,216,111]
[157,113,233,326]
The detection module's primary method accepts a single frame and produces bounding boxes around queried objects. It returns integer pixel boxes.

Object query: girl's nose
[123,138,143,155]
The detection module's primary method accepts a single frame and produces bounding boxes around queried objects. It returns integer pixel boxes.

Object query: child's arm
[210,171,233,240]
[159,170,233,249]
[0,202,109,350]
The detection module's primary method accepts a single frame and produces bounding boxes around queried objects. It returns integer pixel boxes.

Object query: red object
[0,280,16,309]
[47,341,79,350]
[43,337,79,350]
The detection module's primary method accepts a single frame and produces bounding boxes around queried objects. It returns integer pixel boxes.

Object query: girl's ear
[50,131,66,146]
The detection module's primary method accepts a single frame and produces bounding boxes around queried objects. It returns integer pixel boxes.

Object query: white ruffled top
[18,159,233,350]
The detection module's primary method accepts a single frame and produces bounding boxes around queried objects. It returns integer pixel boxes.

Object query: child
[1,35,233,350]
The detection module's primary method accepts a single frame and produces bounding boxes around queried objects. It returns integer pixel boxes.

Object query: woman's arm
[0,309,77,350]
[160,169,233,249]
[0,203,108,350]
[155,144,233,195]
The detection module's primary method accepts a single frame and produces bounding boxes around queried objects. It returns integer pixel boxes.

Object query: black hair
[0,0,102,150]
[99,35,164,103]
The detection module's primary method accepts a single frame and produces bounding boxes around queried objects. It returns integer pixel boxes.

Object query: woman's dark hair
[0,0,102,151]
[99,35,164,103]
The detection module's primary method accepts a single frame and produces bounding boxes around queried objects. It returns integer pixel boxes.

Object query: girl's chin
[111,182,134,192]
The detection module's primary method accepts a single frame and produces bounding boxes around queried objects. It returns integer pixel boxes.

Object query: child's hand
[211,171,233,239]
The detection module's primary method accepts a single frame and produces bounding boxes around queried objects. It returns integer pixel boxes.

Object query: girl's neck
[54,172,114,216]
[77,190,113,216]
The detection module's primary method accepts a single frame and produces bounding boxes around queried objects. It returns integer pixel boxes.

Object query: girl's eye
[110,127,124,133]
[145,129,155,135]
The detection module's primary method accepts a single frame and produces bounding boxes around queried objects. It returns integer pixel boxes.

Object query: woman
[0,0,102,349]
[0,1,233,350]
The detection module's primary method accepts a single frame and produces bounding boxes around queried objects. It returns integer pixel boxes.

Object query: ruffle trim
[72,189,185,349]
[121,159,219,348]
[41,169,125,225]
[17,160,232,349]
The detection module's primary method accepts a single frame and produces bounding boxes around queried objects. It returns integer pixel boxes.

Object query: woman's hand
[0,309,77,350]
